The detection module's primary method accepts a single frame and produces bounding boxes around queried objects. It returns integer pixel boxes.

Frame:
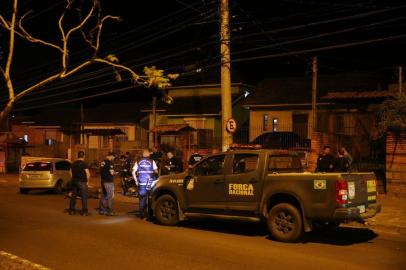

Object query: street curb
[0,251,51,270]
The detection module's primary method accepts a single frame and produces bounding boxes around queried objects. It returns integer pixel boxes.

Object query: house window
[272,118,279,132]
[263,114,269,131]
[45,139,54,145]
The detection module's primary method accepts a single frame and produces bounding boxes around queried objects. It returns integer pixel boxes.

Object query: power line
[13,85,142,112]
[232,16,406,56]
[232,4,406,40]
[232,33,406,63]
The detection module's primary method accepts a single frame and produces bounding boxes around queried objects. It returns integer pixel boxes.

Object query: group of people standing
[67,148,189,218]
[316,145,353,173]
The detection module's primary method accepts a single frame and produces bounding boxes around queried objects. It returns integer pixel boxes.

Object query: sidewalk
[344,194,406,235]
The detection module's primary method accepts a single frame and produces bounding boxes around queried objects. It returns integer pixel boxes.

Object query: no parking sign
[226,118,237,133]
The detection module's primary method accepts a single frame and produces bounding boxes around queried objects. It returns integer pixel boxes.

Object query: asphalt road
[1,176,406,270]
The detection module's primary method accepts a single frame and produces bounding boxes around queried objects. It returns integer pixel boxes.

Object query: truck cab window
[232,154,259,174]
[195,155,225,176]
[269,155,302,172]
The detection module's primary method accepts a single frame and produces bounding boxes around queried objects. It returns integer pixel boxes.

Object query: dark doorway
[293,114,308,139]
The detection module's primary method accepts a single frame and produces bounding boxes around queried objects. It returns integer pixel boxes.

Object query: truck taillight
[335,180,348,205]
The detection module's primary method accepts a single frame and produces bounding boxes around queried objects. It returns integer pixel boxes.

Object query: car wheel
[54,180,63,194]
[154,194,179,226]
[20,188,29,194]
[268,203,303,242]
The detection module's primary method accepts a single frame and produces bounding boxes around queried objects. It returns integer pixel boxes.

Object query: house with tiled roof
[241,73,400,161]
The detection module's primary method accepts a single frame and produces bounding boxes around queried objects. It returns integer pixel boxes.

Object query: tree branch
[0,15,10,29]
[65,2,95,40]
[18,11,64,53]
[93,58,143,83]
[58,0,74,70]
[14,73,62,102]
[61,61,93,78]
[4,0,18,100]
[0,67,7,82]
[78,0,100,51]
[93,15,120,55]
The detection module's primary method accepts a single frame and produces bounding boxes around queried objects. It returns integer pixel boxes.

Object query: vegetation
[0,0,178,125]
[378,93,406,132]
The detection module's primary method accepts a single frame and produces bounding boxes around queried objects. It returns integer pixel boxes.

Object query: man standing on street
[164,151,182,174]
[99,152,116,216]
[69,151,90,216]
[188,148,203,168]
[316,145,335,172]
[132,149,158,219]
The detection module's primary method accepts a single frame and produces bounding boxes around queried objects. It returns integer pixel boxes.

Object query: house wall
[386,132,406,197]
[249,110,293,141]
[83,124,148,150]
[12,125,63,145]
[168,85,241,98]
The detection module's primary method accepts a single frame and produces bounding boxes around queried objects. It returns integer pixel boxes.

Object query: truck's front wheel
[268,203,303,242]
[154,195,179,226]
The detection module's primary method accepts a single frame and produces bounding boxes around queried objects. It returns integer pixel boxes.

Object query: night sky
[0,0,405,117]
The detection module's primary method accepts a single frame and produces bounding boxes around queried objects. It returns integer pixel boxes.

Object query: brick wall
[386,132,406,197]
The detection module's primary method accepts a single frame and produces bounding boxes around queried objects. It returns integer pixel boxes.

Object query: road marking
[0,250,52,270]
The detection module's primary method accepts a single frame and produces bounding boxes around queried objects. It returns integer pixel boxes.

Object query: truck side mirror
[183,175,192,189]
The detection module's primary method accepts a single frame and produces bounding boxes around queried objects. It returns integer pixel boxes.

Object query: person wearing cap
[132,149,158,218]
[99,152,117,215]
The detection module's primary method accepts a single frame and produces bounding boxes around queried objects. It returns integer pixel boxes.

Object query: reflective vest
[137,158,154,185]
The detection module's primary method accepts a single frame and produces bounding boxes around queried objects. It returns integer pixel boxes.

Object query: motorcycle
[120,169,138,197]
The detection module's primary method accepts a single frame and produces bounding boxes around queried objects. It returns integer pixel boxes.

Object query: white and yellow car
[19,158,72,194]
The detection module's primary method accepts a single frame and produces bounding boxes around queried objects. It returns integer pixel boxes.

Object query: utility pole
[152,96,158,148]
[399,65,403,94]
[311,57,318,131]
[80,103,84,144]
[220,0,232,152]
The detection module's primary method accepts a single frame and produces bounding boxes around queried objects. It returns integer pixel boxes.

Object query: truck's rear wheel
[154,195,179,226]
[268,203,303,242]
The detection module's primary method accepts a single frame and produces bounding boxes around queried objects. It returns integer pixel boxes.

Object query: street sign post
[226,118,237,133]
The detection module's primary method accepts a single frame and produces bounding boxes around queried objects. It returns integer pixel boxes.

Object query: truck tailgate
[341,173,377,209]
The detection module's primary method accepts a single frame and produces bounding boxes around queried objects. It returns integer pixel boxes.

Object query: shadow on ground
[182,218,269,237]
[21,188,100,199]
[300,226,378,246]
[180,218,378,245]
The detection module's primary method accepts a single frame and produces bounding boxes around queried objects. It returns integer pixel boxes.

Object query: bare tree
[0,0,178,125]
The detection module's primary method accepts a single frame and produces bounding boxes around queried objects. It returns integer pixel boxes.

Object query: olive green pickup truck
[149,149,381,242]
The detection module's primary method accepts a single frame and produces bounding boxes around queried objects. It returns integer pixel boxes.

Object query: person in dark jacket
[68,151,90,216]
[335,148,351,172]
[164,151,182,174]
[188,149,203,168]
[316,146,335,172]
[99,152,116,215]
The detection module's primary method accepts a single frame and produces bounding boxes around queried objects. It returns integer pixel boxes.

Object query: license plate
[357,205,366,214]
[348,182,355,199]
